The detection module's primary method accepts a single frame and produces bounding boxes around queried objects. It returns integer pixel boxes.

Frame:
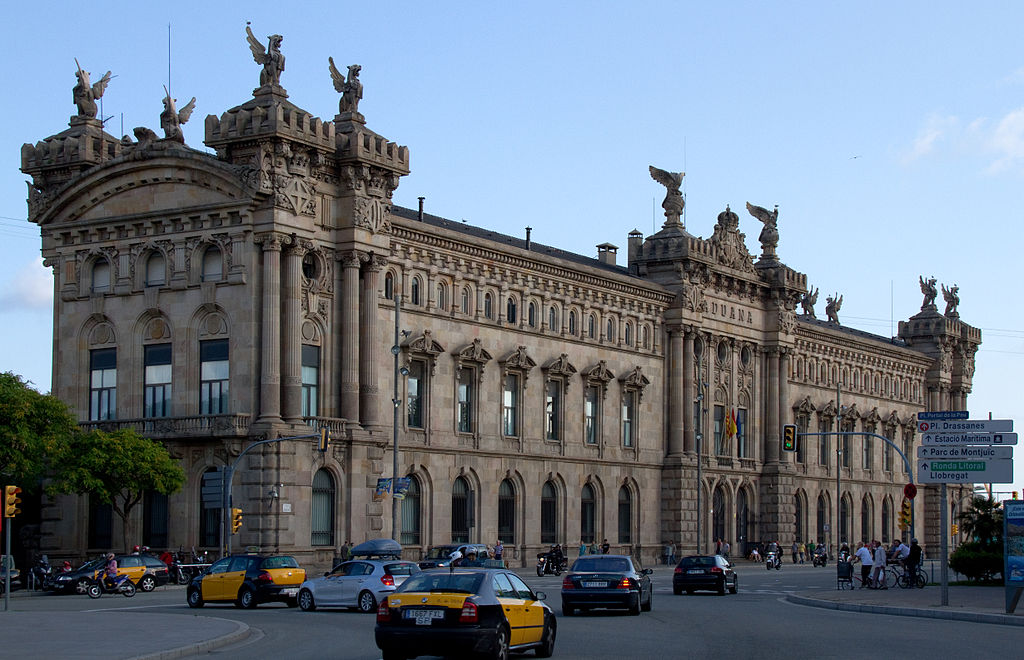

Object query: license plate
[281,588,298,597]
[405,609,444,625]
[687,570,704,574]
[582,581,606,588]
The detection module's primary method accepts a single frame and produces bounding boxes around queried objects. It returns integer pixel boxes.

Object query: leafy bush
[949,541,1003,582]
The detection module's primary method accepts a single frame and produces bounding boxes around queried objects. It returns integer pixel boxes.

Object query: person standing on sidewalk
[791,541,799,564]
[906,538,922,584]
[669,540,676,564]
[871,540,888,589]
[854,541,873,588]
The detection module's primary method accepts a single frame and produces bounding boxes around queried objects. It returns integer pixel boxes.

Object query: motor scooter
[29,555,53,590]
[536,552,564,576]
[87,573,136,598]
[765,550,782,570]
[812,547,828,567]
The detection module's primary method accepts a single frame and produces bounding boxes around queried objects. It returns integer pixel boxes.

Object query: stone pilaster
[778,348,792,464]
[340,251,363,422]
[282,238,305,422]
[683,328,695,454]
[256,233,283,424]
[764,346,780,464]
[359,255,385,429]
[667,327,684,456]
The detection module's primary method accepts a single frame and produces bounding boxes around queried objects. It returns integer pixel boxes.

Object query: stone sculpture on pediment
[246,24,285,88]
[500,346,537,376]
[583,360,615,386]
[455,339,493,381]
[649,165,685,229]
[542,353,578,390]
[329,58,363,120]
[73,59,112,119]
[709,206,755,272]
[746,202,779,262]
[919,275,938,311]
[794,395,816,416]
[942,283,960,318]
[620,366,651,400]
[160,86,196,143]
[800,286,818,317]
[825,293,842,324]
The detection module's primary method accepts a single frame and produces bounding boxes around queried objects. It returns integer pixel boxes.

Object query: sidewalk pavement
[787,581,1024,627]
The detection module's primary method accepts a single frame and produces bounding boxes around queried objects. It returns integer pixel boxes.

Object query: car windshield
[261,556,299,569]
[572,557,631,573]
[398,572,484,594]
[423,547,455,560]
[81,558,105,571]
[678,556,716,568]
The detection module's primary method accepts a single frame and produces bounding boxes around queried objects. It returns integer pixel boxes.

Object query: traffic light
[899,498,912,531]
[952,523,959,536]
[231,507,243,534]
[318,427,331,452]
[1014,491,1019,500]
[782,424,797,452]
[4,485,22,518]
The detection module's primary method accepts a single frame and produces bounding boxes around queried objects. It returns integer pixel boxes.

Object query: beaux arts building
[21,31,980,567]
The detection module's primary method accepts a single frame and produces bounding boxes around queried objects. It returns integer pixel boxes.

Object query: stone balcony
[79,413,253,439]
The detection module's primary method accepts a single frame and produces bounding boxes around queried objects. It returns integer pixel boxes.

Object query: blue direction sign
[917,419,1013,434]
[920,432,1018,446]
[917,411,969,421]
[918,458,1014,484]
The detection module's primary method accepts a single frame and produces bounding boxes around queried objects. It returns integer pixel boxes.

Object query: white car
[298,539,420,613]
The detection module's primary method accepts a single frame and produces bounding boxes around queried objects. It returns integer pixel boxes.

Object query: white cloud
[984,108,1024,174]
[904,107,1024,174]
[902,114,959,164]
[0,258,52,310]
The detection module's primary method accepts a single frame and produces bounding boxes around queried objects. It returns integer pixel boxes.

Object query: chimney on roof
[525,226,532,250]
[596,242,618,266]
[418,197,425,221]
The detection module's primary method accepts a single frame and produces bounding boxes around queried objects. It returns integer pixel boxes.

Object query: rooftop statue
[649,166,685,229]
[160,86,196,143]
[330,58,363,116]
[246,23,284,87]
[800,286,819,317]
[919,275,937,310]
[825,293,843,324]
[73,59,112,119]
[942,283,960,318]
[746,202,779,261]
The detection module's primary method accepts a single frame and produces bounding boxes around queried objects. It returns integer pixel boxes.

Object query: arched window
[145,253,165,287]
[201,247,222,282]
[617,486,632,543]
[568,310,578,336]
[861,496,872,543]
[737,489,750,546]
[817,493,829,546]
[91,259,110,293]
[484,293,493,319]
[401,475,421,545]
[881,498,892,543]
[580,483,596,543]
[840,495,851,545]
[712,486,726,544]
[437,282,448,311]
[528,302,537,328]
[452,477,472,543]
[506,297,517,324]
[541,481,557,544]
[606,318,615,342]
[588,314,596,339]
[793,493,804,544]
[461,287,471,314]
[410,276,421,306]
[624,323,632,346]
[498,479,516,544]
[311,469,335,546]
[384,272,394,300]
[641,325,650,349]
[548,306,557,332]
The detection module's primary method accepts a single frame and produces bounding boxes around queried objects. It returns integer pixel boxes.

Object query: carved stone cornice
[499,346,537,381]
[542,353,578,391]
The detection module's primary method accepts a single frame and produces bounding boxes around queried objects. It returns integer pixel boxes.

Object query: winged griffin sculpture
[246,23,285,87]
[329,58,363,116]
[73,59,112,119]
[942,283,960,318]
[160,86,196,143]
[919,275,937,310]
[745,202,779,261]
[800,286,819,317]
[825,293,843,324]
[649,166,685,229]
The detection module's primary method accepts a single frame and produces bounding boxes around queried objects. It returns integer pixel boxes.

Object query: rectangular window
[863,437,873,470]
[89,348,117,421]
[407,359,424,429]
[301,345,320,418]
[841,421,852,467]
[884,436,893,472]
[818,418,830,466]
[502,373,519,436]
[713,405,724,455]
[200,339,229,414]
[584,385,599,444]
[795,416,808,464]
[738,408,749,458]
[457,367,474,433]
[143,343,172,418]
[622,390,635,447]
[545,379,561,441]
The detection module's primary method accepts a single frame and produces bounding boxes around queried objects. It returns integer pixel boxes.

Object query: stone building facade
[21,37,980,568]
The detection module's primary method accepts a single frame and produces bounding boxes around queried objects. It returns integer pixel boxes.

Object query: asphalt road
[7,563,1023,659]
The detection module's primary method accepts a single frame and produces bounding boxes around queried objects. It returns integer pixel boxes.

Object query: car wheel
[139,575,156,592]
[187,587,204,608]
[562,602,574,616]
[298,588,316,611]
[76,578,91,595]
[729,577,738,594]
[237,587,256,609]
[641,589,652,612]
[673,585,682,595]
[492,624,510,660]
[628,595,641,616]
[535,615,556,658]
[717,579,726,596]
[357,589,377,613]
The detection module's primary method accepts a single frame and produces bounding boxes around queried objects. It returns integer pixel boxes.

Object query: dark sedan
[375,568,555,660]
[560,554,652,616]
[672,555,738,595]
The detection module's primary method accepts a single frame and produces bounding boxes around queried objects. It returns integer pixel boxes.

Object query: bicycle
[895,564,928,589]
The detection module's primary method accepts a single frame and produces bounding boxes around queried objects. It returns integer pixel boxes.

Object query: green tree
[49,428,185,552]
[0,371,76,487]
[949,496,1004,582]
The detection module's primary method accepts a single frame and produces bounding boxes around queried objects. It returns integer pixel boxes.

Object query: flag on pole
[734,410,742,440]
[725,408,737,439]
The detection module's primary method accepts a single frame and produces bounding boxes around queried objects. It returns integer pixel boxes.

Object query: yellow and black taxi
[375,568,556,660]
[186,554,306,608]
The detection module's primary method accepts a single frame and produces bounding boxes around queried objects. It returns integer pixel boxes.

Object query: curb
[786,594,1024,627]
[129,618,252,660]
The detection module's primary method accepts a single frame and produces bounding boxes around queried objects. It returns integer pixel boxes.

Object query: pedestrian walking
[854,541,872,588]
[601,538,610,554]
[579,540,587,556]
[722,539,730,559]
[871,540,888,589]
[669,540,677,564]
[663,541,672,565]
[798,541,805,564]
[791,541,799,564]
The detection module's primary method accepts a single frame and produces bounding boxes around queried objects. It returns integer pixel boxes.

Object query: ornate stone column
[340,251,363,422]
[359,255,386,428]
[667,327,685,456]
[683,328,695,454]
[256,233,283,424]
[778,348,791,463]
[282,238,305,422]
[764,346,780,464]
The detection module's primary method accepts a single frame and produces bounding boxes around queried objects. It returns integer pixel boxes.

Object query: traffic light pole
[219,430,330,558]
[4,520,9,612]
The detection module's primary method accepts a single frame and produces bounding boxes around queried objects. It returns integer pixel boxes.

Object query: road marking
[81,604,178,613]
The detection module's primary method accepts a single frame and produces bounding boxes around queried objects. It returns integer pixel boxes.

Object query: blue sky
[3,1,1023,494]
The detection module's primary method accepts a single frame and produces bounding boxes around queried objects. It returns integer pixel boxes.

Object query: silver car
[298,558,420,613]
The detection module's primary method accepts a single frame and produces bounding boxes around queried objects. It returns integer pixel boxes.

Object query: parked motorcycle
[812,547,828,567]
[536,552,565,576]
[765,551,782,570]
[87,573,136,598]
[29,555,53,591]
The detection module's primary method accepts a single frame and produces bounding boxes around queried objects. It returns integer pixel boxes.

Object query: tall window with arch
[384,272,394,300]
[461,286,470,314]
[588,314,596,339]
[456,367,475,433]
[541,482,557,544]
[545,379,562,441]
[817,493,829,545]
[436,282,448,311]
[89,347,117,421]
[793,493,804,544]
[301,345,320,419]
[200,339,229,414]
[568,310,577,336]
[199,468,221,547]
[311,469,335,546]
[484,292,493,319]
[606,318,615,342]
[410,276,421,306]
[624,323,632,346]
[617,486,632,543]
[502,373,520,437]
[498,479,516,544]
[528,302,537,328]
[201,246,222,282]
[407,359,425,429]
[506,297,517,324]
[641,325,650,349]
[401,476,421,545]
[621,390,636,447]
[548,306,557,332]
[143,343,172,418]
[584,385,600,445]
[580,483,596,543]
[452,477,472,543]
